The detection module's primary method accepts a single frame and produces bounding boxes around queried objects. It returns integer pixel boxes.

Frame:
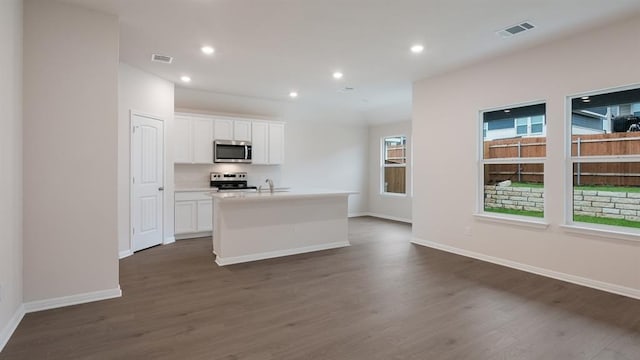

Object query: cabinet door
[268,122,285,164]
[197,199,213,232]
[251,121,269,165]
[192,118,214,163]
[174,116,192,163]
[234,120,252,141]
[175,201,197,234]
[214,119,234,140]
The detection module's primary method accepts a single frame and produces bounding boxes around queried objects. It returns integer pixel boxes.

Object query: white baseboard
[348,212,368,218]
[175,231,212,240]
[215,241,350,266]
[119,249,133,259]
[23,286,123,313]
[163,236,176,245]
[0,304,25,353]
[354,212,412,224]
[411,237,640,300]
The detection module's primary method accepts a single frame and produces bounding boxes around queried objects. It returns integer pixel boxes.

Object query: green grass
[507,182,640,193]
[484,207,544,218]
[485,208,640,228]
[509,182,544,188]
[574,185,640,193]
[573,215,640,229]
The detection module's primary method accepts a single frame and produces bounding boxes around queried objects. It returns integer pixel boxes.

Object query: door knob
[158,187,164,191]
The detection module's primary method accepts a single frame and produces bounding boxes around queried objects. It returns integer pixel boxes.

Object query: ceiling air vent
[151,54,173,64]
[497,21,536,38]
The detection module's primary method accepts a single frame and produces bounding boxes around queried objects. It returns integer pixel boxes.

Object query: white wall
[368,121,412,222]
[23,0,119,302]
[413,14,640,295]
[118,63,175,254]
[0,0,23,350]
[175,88,369,215]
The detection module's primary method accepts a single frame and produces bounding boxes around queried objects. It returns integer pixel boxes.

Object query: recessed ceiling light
[333,72,343,79]
[410,44,424,53]
[201,46,215,55]
[180,75,191,83]
[289,91,298,98]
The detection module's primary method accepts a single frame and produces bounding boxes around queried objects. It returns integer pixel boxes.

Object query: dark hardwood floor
[2,217,640,359]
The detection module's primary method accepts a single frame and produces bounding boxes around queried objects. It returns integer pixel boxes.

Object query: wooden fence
[384,145,407,193]
[484,133,640,186]
[384,167,406,194]
[386,146,406,164]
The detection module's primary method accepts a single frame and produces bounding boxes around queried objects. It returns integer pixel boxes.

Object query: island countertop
[210,189,357,202]
[212,188,354,266]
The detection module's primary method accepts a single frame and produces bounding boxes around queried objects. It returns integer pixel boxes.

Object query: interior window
[382,136,407,194]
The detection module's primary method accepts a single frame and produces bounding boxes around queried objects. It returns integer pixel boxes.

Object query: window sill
[380,192,408,198]
[561,224,640,243]
[473,213,549,230]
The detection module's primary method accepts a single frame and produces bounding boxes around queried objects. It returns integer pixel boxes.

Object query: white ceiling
[61,0,640,123]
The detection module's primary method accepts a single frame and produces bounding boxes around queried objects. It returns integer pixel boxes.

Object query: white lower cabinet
[175,191,213,238]
[197,199,213,232]
[175,201,197,234]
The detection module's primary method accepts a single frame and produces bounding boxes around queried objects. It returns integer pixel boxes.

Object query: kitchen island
[210,189,355,266]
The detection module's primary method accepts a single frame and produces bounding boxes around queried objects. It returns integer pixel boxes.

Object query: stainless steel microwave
[214,140,252,163]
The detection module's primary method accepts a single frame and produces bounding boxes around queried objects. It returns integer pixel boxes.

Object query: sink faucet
[265,178,274,193]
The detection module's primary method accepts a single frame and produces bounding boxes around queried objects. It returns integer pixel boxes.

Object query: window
[531,115,544,134]
[569,86,640,231]
[515,116,544,136]
[481,103,546,219]
[382,136,407,194]
[516,118,528,135]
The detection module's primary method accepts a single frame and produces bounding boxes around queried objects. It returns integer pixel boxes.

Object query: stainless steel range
[210,172,257,192]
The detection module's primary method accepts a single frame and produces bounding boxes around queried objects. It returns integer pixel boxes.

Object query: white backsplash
[174,163,284,189]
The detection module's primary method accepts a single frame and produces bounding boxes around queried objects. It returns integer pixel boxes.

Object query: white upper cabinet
[251,121,269,165]
[192,118,214,163]
[213,119,234,140]
[175,112,284,165]
[250,120,285,165]
[214,118,251,141]
[234,120,252,141]
[268,122,285,165]
[174,114,214,164]
[174,115,193,163]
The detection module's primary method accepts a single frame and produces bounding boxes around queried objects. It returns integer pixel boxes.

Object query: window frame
[381,135,408,196]
[564,83,640,237]
[516,117,528,135]
[478,100,548,223]
[530,115,544,134]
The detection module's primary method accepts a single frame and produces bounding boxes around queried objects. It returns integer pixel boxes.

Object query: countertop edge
[212,191,357,202]
[175,188,214,192]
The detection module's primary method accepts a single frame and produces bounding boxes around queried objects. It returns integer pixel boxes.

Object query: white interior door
[132,114,164,252]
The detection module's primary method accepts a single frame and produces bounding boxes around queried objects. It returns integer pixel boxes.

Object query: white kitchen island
[210,190,355,266]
